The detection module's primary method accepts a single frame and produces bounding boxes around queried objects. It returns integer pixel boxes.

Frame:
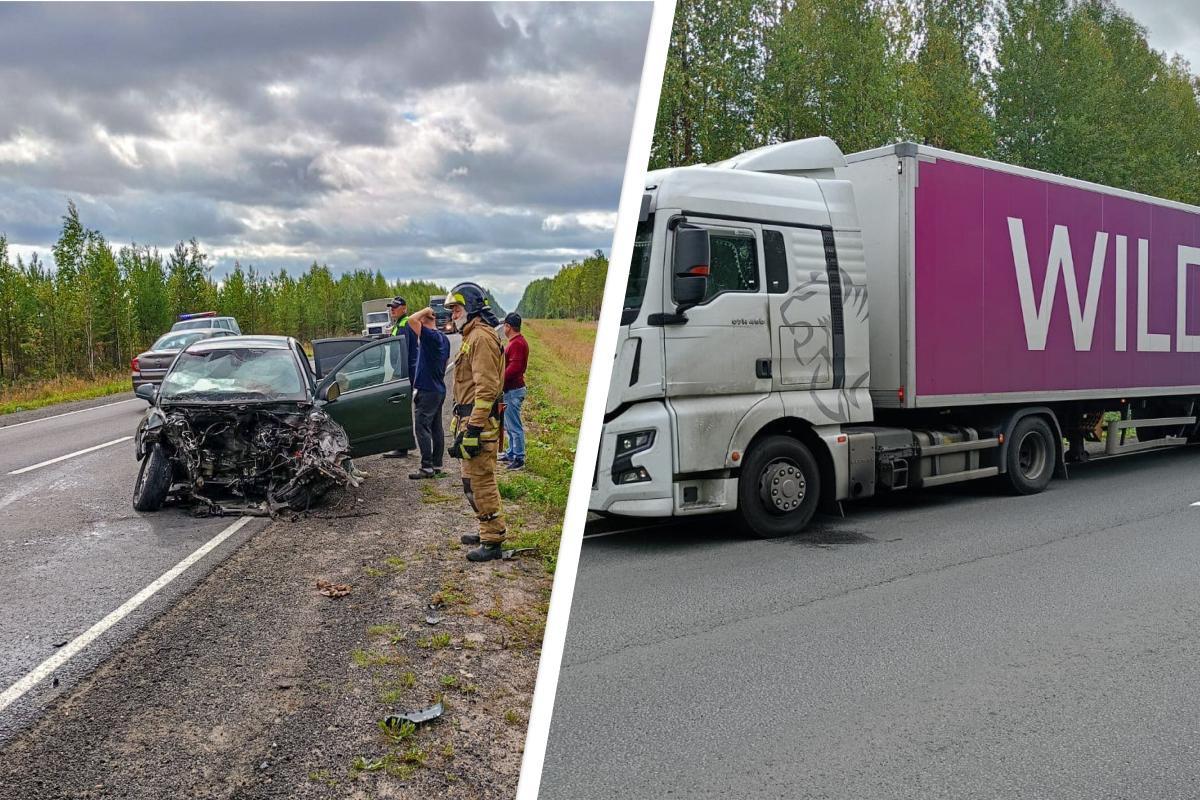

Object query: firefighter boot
[466,542,504,562]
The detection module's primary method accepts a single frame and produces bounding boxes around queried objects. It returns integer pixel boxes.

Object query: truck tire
[737,435,821,538]
[1004,416,1054,495]
[132,444,172,511]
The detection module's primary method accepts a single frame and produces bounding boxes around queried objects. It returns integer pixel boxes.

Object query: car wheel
[736,435,821,538]
[133,444,172,511]
[1004,416,1055,495]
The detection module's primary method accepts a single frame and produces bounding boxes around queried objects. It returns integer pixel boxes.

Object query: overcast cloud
[0,2,652,307]
[1114,0,1200,71]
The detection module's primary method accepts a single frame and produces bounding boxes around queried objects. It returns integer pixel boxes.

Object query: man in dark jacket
[385,296,419,458]
[406,306,451,479]
[499,312,528,470]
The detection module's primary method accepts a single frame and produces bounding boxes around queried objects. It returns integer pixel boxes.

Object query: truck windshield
[623,217,653,324]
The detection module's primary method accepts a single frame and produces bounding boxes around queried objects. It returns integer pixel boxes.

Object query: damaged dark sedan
[132,335,414,516]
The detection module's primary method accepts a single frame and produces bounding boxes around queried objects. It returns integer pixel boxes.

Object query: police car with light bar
[169,311,242,334]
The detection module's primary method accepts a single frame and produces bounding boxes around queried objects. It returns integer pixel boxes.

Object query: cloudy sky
[0,2,652,308]
[1115,0,1200,70]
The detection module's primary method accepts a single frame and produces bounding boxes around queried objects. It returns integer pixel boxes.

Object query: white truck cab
[596,138,871,532]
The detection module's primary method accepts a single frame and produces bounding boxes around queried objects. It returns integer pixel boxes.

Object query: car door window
[331,339,405,394]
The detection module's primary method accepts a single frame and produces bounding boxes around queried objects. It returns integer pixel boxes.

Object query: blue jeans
[503,387,526,460]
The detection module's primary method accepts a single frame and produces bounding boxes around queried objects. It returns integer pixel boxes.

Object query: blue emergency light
[178,311,217,321]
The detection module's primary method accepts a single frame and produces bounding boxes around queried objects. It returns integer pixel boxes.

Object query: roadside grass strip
[0,372,129,416]
[497,319,596,573]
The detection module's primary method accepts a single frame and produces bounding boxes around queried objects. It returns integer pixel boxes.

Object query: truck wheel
[737,435,821,538]
[133,444,172,511]
[1005,417,1054,495]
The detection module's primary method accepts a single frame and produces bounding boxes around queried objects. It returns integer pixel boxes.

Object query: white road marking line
[0,516,253,715]
[1192,501,1200,507]
[0,398,137,432]
[8,436,133,475]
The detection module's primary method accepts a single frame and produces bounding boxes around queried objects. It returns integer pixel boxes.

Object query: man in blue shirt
[384,296,420,459]
[406,305,451,479]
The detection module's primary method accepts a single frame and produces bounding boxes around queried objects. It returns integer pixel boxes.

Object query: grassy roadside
[498,319,596,572]
[0,371,128,415]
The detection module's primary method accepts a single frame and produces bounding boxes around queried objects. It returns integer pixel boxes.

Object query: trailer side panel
[912,153,1200,404]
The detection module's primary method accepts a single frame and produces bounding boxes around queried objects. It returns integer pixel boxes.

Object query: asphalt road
[541,446,1200,800]
[0,396,266,739]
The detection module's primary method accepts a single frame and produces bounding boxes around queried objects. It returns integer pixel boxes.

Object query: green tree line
[0,202,452,383]
[654,0,1200,205]
[515,250,608,319]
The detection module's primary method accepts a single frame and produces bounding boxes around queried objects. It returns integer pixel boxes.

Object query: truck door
[662,218,771,397]
[763,226,835,392]
[317,337,415,457]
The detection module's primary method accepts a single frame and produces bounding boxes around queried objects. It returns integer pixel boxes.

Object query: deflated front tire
[133,444,172,511]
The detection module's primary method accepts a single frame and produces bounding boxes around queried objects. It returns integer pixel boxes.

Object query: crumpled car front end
[136,403,356,516]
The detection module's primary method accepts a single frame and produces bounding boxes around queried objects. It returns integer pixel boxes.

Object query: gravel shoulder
[0,430,551,798]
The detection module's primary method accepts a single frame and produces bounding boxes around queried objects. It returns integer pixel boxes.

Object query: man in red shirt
[500,312,529,470]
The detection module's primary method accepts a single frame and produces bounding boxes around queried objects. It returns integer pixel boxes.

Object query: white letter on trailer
[1178,245,1200,353]
[1008,218,1106,351]
[1138,238,1171,352]
[1115,235,1127,351]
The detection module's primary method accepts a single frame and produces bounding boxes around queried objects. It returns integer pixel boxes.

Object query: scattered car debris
[317,580,352,598]
[140,404,357,518]
[502,547,540,560]
[425,614,443,626]
[383,701,444,729]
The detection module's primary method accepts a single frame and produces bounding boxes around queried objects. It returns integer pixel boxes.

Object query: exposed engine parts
[138,405,357,517]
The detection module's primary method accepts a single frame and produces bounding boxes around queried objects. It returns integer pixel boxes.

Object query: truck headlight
[611,429,655,485]
[615,430,654,457]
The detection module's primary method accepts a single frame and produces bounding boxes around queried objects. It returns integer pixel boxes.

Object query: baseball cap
[504,312,522,330]
[386,296,407,308]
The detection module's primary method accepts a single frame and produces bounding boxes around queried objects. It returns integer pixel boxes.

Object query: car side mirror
[673,226,710,312]
[318,381,342,403]
[135,383,157,404]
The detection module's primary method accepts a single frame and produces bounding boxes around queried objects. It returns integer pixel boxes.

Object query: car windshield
[173,318,218,330]
[151,331,208,351]
[159,347,306,402]
[623,216,653,324]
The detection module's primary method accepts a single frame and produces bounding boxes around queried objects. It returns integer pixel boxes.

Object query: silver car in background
[131,328,237,394]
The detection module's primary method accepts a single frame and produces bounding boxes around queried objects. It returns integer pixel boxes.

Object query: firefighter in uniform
[445,282,507,562]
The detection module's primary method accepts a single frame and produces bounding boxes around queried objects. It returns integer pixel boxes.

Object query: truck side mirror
[673,226,710,309]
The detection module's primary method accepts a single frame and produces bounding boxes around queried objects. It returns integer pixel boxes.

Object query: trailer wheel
[1005,417,1054,495]
[132,444,172,512]
[737,435,821,538]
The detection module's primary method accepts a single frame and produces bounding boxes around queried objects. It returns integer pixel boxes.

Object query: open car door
[315,336,415,458]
